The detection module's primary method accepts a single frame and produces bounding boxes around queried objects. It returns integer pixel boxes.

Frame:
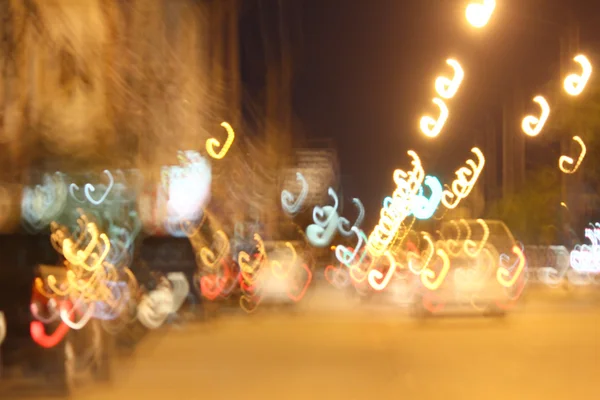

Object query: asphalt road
[16,285,600,400]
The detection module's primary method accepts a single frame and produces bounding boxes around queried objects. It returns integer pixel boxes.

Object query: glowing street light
[465,0,496,29]
[558,136,586,174]
[521,95,550,137]
[420,98,449,138]
[435,59,464,99]
[564,54,592,96]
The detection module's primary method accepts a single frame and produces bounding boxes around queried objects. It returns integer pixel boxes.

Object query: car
[411,219,525,318]
[253,240,313,307]
[0,233,114,397]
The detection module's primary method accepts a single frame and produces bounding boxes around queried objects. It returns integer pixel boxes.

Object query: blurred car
[412,219,525,317]
[30,265,113,396]
[0,233,112,397]
[254,240,312,306]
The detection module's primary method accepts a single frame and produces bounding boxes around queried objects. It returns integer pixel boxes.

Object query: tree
[487,166,561,244]
[543,62,600,187]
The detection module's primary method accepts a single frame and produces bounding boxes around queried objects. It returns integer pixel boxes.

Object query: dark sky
[294,0,599,228]
[289,0,600,227]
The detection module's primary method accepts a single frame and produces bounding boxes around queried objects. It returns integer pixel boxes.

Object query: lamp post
[464,3,581,236]
[465,0,496,29]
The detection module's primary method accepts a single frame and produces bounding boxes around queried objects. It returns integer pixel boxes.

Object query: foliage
[545,72,600,187]
[486,167,561,243]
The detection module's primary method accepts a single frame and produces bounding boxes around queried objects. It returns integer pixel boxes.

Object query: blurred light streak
[435,59,464,99]
[335,226,369,268]
[200,230,231,270]
[324,263,351,288]
[420,248,451,290]
[367,151,425,257]
[463,219,490,257]
[408,233,435,275]
[534,246,570,287]
[496,245,526,288]
[306,188,341,247]
[161,151,211,236]
[338,198,365,237]
[367,251,398,291]
[410,175,443,220]
[0,312,5,345]
[60,301,95,330]
[465,0,496,28]
[21,172,68,232]
[521,96,550,137]
[85,170,114,205]
[30,317,71,349]
[270,242,297,280]
[558,136,586,174]
[69,170,114,205]
[564,55,592,96]
[167,272,191,314]
[281,172,309,216]
[420,98,449,138]
[441,147,485,209]
[137,281,175,329]
[286,264,312,302]
[206,121,235,159]
[570,224,600,273]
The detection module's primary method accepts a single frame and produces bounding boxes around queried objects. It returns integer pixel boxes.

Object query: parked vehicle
[412,220,525,318]
[0,235,113,397]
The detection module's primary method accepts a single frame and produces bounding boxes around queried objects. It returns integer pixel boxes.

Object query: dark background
[244,0,600,228]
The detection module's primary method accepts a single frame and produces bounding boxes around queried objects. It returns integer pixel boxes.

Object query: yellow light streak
[435,59,464,99]
[271,242,298,280]
[564,55,592,96]
[463,219,490,258]
[367,151,424,257]
[441,147,485,209]
[200,230,230,270]
[367,251,398,291]
[521,95,550,137]
[465,0,496,28]
[206,121,235,160]
[497,245,526,288]
[558,136,586,174]
[420,98,449,138]
[421,248,451,291]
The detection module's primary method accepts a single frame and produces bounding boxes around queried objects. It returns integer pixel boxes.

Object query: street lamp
[563,54,592,96]
[465,0,496,29]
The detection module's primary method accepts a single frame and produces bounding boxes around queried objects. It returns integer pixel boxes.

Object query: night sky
[254,1,600,228]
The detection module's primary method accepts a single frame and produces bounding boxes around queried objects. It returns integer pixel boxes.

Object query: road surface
[14,285,600,399]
